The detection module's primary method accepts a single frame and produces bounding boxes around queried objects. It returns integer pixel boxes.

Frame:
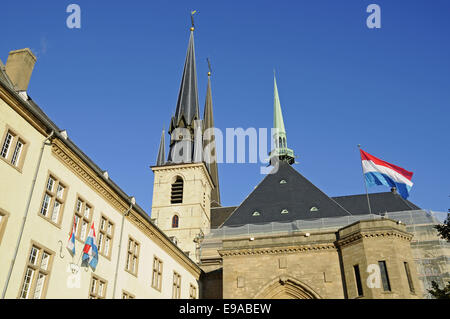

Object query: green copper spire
[273,75,286,134]
[270,74,296,165]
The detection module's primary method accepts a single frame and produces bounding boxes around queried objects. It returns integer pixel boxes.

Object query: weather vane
[190,10,197,30]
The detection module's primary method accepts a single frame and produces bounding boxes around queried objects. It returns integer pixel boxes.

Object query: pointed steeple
[156,128,166,166]
[203,69,221,207]
[172,28,199,129]
[269,74,296,165]
[273,75,286,134]
[168,21,200,163]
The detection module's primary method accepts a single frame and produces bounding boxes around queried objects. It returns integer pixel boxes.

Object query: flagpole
[358,145,372,215]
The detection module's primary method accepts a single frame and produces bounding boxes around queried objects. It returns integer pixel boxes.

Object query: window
[378,261,391,292]
[125,237,140,276]
[89,275,107,299]
[310,206,319,212]
[281,209,289,214]
[172,272,181,299]
[19,242,53,299]
[72,196,93,242]
[279,179,287,184]
[122,290,135,299]
[39,173,67,226]
[0,132,13,158]
[11,140,23,166]
[404,262,415,293]
[353,265,364,297]
[152,256,163,291]
[0,209,10,245]
[98,215,114,258]
[0,127,28,171]
[189,284,197,299]
[252,211,260,216]
[171,176,183,204]
[172,215,179,228]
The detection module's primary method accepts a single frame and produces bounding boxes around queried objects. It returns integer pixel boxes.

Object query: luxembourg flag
[67,216,76,255]
[82,222,98,269]
[360,149,414,199]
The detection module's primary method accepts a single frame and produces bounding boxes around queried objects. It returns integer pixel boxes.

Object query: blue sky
[2,0,449,214]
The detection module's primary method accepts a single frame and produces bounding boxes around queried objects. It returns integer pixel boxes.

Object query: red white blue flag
[67,216,76,255]
[82,222,98,269]
[360,149,414,199]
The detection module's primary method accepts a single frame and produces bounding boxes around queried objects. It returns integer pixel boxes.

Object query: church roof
[221,161,353,227]
[211,206,237,228]
[331,192,420,215]
[203,73,220,206]
[156,128,165,166]
[171,30,199,131]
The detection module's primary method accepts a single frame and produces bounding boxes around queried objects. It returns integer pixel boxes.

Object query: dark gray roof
[171,30,199,129]
[0,59,14,89]
[156,129,165,166]
[221,161,352,227]
[211,206,237,228]
[332,192,420,215]
[167,30,200,164]
[203,75,220,206]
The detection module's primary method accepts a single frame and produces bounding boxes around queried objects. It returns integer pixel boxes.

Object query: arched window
[171,176,183,204]
[172,215,179,228]
[279,137,283,148]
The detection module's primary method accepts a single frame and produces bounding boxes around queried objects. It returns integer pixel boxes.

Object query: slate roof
[221,161,353,227]
[332,192,420,215]
[171,30,199,129]
[211,206,237,228]
[218,161,422,228]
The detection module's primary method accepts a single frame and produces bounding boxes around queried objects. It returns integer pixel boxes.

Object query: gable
[221,162,351,227]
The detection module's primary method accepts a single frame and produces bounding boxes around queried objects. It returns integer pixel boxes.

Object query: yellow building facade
[0,49,201,299]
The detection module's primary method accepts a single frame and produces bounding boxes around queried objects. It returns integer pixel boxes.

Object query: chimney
[5,48,37,92]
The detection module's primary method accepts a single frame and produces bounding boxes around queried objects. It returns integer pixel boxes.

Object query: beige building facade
[0,49,201,299]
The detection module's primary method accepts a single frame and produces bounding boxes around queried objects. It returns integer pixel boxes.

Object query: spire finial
[190,10,197,31]
[207,58,212,77]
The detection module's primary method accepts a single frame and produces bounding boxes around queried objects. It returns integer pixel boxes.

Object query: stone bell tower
[151,20,220,262]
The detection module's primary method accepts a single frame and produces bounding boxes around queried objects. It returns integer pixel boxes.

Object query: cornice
[151,162,214,189]
[337,229,413,248]
[127,211,202,277]
[0,83,48,136]
[218,243,337,257]
[52,139,128,213]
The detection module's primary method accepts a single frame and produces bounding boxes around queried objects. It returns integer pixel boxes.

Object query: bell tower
[151,17,219,262]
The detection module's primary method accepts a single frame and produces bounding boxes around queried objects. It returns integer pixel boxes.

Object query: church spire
[156,128,165,166]
[168,16,200,163]
[203,64,221,207]
[270,73,296,165]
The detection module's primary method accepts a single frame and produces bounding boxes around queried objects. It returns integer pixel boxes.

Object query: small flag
[82,222,98,270]
[67,216,76,255]
[360,149,414,199]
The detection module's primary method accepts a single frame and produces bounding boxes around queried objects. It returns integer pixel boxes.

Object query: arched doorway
[254,276,321,299]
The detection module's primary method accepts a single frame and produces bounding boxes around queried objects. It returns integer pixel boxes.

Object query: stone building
[150,24,448,299]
